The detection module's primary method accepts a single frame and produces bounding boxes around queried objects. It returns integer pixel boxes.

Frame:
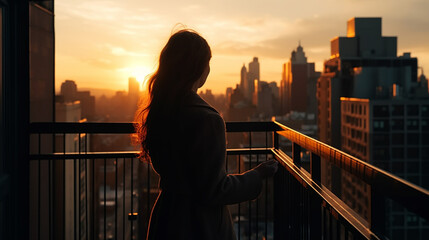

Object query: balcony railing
[29,121,429,240]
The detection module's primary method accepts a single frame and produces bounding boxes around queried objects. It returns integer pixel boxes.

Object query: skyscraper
[240,64,248,99]
[128,77,140,116]
[280,43,320,115]
[317,17,429,239]
[128,77,139,102]
[238,57,260,105]
[247,57,260,102]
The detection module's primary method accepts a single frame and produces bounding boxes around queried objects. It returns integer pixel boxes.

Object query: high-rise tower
[317,17,428,239]
[280,43,320,115]
[247,57,260,102]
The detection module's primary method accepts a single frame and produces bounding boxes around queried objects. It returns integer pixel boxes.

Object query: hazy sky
[55,0,429,94]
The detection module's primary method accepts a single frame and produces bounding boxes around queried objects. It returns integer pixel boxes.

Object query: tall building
[240,64,249,99]
[280,43,320,115]
[60,80,96,120]
[128,77,140,116]
[317,17,429,239]
[247,57,260,103]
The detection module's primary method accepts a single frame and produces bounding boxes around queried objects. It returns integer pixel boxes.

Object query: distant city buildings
[225,57,280,121]
[317,17,429,239]
[280,43,320,116]
[60,80,96,121]
[239,57,260,103]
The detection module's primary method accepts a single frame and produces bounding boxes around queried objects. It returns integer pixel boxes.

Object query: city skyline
[55,0,429,94]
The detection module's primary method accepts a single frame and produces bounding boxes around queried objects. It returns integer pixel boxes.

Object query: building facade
[317,17,429,239]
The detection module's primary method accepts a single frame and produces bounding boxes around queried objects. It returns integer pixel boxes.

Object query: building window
[392,148,404,159]
[392,133,404,145]
[407,147,419,158]
[391,119,404,130]
[374,134,389,146]
[392,214,405,226]
[392,162,404,173]
[407,161,419,174]
[407,105,419,116]
[392,105,404,116]
[422,105,429,117]
[373,148,389,160]
[374,120,389,132]
[422,119,429,131]
[422,148,429,158]
[406,119,419,130]
[373,105,389,117]
[406,133,420,145]
[423,133,429,145]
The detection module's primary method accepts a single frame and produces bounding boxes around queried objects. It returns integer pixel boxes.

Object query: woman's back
[135,29,278,240]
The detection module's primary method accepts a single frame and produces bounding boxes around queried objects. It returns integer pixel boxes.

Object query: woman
[135,29,278,240]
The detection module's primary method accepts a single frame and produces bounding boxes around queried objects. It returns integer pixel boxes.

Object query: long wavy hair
[134,29,211,162]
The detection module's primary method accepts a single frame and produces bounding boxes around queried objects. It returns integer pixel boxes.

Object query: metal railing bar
[29,148,273,160]
[74,156,77,240]
[115,158,118,240]
[84,134,88,239]
[123,158,126,240]
[226,121,282,132]
[38,133,41,240]
[29,151,139,160]
[255,153,259,240]
[29,121,283,134]
[130,157,134,239]
[78,133,81,240]
[49,152,52,240]
[63,133,66,240]
[103,158,106,240]
[91,156,95,240]
[238,154,241,239]
[248,131,251,240]
[271,148,376,239]
[30,122,135,134]
[147,161,151,236]
[265,131,269,240]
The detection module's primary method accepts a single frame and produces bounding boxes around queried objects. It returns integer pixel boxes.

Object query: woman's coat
[147,92,263,240]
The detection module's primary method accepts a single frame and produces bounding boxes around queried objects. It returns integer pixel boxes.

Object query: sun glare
[118,65,154,90]
[130,66,153,86]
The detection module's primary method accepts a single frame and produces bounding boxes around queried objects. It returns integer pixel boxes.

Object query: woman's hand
[253,159,279,179]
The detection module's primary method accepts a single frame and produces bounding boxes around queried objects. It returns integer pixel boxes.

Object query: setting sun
[118,65,154,89]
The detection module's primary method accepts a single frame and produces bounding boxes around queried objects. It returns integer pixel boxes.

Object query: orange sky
[55,0,429,95]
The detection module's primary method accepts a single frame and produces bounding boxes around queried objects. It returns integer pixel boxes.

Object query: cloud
[109,45,149,57]
[213,15,340,61]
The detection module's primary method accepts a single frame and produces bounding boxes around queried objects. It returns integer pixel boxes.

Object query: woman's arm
[189,112,274,205]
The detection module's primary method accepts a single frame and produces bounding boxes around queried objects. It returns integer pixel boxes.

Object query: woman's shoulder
[181,92,224,126]
[184,92,219,115]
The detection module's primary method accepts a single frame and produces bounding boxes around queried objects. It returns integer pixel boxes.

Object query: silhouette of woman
[135,29,278,240]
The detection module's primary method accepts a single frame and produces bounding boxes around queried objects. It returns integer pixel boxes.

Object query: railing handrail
[29,121,281,134]
[272,121,429,221]
[28,148,273,160]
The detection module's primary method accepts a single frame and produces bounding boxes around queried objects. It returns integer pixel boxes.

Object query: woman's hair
[134,29,211,161]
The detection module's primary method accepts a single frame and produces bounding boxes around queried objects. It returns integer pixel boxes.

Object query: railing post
[273,131,279,149]
[292,143,301,166]
[371,187,386,237]
[273,165,289,240]
[310,153,321,184]
[310,153,322,240]
[309,193,322,240]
